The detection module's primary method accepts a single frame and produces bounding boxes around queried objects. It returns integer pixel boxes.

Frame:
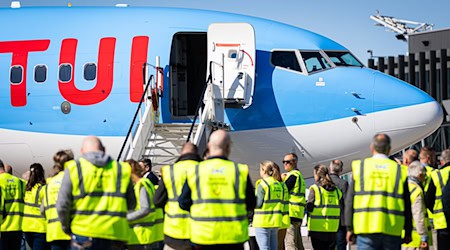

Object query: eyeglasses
[282,160,294,164]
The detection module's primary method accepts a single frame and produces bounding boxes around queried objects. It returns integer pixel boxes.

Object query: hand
[420,241,428,249]
[346,231,356,245]
[281,173,287,180]
[402,235,412,244]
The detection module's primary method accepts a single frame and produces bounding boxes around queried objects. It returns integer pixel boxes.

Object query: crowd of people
[0,130,448,250]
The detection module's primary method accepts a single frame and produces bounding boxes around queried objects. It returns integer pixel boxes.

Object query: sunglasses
[282,160,294,164]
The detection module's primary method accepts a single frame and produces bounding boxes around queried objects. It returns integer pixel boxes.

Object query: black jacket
[330,173,348,226]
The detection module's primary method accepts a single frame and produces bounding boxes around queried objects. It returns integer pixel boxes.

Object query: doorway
[169,32,207,118]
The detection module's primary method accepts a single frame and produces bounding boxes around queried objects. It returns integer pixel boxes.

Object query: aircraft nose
[373,72,443,151]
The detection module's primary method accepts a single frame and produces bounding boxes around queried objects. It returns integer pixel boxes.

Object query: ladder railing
[118,64,158,161]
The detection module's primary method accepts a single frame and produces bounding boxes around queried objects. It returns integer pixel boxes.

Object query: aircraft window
[271,51,302,72]
[300,51,331,73]
[84,63,97,81]
[10,66,23,84]
[324,51,363,67]
[59,64,72,83]
[34,65,47,83]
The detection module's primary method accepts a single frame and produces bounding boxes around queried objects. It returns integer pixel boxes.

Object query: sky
[1,0,449,63]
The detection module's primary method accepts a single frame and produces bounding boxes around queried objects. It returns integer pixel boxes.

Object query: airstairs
[118,23,256,170]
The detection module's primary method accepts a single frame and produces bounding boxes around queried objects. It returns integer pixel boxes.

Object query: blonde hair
[314,164,335,189]
[260,160,281,181]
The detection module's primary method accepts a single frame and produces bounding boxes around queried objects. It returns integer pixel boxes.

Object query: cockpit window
[300,51,331,73]
[271,51,302,72]
[324,51,363,67]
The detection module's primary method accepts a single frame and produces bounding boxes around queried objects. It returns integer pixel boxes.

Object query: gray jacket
[56,152,136,235]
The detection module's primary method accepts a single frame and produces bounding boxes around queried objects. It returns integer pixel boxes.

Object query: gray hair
[329,159,343,174]
[372,133,391,155]
[441,149,450,164]
[408,161,425,178]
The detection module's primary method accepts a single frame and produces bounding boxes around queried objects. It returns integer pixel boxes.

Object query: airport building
[367,28,450,154]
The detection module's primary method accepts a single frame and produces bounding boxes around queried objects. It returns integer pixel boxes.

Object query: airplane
[0,5,443,179]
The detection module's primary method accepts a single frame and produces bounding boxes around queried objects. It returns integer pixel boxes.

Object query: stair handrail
[118,63,155,161]
[186,61,214,142]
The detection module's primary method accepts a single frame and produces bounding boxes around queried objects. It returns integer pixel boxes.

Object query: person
[425,149,450,250]
[154,142,201,250]
[402,161,431,250]
[178,129,256,250]
[5,164,13,175]
[282,152,306,250]
[419,146,437,248]
[345,133,413,249]
[403,149,419,166]
[307,164,342,250]
[0,159,25,250]
[139,159,159,186]
[253,160,289,250]
[56,136,136,250]
[22,163,49,250]
[42,150,74,250]
[127,159,164,250]
[328,159,348,250]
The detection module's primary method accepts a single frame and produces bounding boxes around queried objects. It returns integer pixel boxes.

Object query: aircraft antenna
[370,11,434,41]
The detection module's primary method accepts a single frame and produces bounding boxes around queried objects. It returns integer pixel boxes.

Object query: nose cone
[374,72,443,151]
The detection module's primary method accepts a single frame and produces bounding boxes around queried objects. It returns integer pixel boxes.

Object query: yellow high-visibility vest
[253,176,285,228]
[186,158,249,245]
[43,171,71,242]
[67,158,131,242]
[430,166,449,230]
[307,184,341,232]
[161,160,197,240]
[352,158,407,236]
[128,178,164,245]
[284,169,306,219]
[22,183,46,233]
[0,173,25,231]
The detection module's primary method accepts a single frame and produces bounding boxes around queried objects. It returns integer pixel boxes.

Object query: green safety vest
[307,184,341,232]
[161,160,197,240]
[402,181,432,248]
[284,169,306,219]
[68,158,131,242]
[430,166,449,230]
[0,173,25,231]
[253,176,287,228]
[22,183,46,233]
[128,178,164,245]
[352,158,407,236]
[186,158,249,245]
[43,171,71,242]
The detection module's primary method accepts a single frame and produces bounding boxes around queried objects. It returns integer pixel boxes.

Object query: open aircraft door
[207,23,256,108]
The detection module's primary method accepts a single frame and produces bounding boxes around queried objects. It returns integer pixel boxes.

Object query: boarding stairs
[118,23,256,170]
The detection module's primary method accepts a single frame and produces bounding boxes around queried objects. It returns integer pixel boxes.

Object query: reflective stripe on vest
[188,159,249,245]
[0,173,25,231]
[430,167,449,229]
[22,184,46,233]
[307,184,341,232]
[402,181,432,248]
[253,177,285,228]
[44,171,70,242]
[162,160,196,240]
[352,158,406,236]
[69,159,131,242]
[285,170,306,219]
[128,178,164,245]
